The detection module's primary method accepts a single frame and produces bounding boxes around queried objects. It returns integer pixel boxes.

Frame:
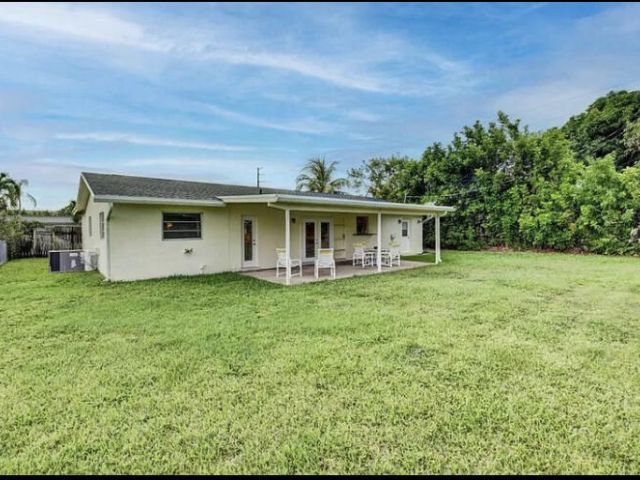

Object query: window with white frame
[162,213,202,240]
[88,216,92,237]
[99,212,105,239]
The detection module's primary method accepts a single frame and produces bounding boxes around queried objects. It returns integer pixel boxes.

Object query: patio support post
[285,208,291,285]
[377,212,382,272]
[435,215,441,264]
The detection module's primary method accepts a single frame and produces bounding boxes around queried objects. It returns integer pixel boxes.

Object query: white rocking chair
[276,248,302,278]
[315,248,336,279]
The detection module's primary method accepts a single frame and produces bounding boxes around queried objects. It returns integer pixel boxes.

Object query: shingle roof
[82,172,389,203]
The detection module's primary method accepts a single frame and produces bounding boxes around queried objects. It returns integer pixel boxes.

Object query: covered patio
[272,203,449,285]
[221,192,455,285]
[240,259,431,285]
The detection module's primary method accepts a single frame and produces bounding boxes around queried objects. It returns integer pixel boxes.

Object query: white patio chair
[387,242,401,267]
[352,242,366,267]
[315,248,336,279]
[275,248,302,278]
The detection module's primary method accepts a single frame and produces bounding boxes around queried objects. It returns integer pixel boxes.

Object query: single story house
[74,172,454,283]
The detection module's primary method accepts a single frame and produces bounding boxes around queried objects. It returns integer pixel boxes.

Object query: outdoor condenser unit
[49,250,97,273]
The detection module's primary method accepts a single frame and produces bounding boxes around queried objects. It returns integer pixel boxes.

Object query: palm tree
[0,173,36,212]
[295,157,348,193]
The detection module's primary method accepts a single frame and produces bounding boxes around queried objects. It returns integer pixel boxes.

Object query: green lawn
[1,251,639,474]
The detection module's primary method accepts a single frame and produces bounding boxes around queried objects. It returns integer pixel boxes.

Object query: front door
[242,216,258,268]
[302,219,332,263]
[400,219,411,253]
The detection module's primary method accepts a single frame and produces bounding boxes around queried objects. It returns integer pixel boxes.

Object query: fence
[0,240,7,266]
[8,226,82,259]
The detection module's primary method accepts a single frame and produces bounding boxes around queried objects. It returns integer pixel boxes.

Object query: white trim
[300,218,333,264]
[302,218,316,263]
[105,203,113,281]
[377,212,382,272]
[241,216,258,268]
[400,218,411,254]
[225,193,455,213]
[267,203,451,217]
[221,194,279,204]
[73,174,95,215]
[285,208,291,285]
[435,215,442,264]
[93,195,226,207]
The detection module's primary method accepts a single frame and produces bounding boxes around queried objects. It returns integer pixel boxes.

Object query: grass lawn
[1,251,639,474]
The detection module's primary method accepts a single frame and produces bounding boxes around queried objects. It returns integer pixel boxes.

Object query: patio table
[363,248,390,267]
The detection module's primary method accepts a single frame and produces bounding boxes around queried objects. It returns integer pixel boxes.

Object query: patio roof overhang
[219,193,455,216]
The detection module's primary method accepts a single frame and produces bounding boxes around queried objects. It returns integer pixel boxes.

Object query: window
[99,212,105,239]
[163,213,202,240]
[356,216,369,235]
[88,216,92,237]
[401,220,409,237]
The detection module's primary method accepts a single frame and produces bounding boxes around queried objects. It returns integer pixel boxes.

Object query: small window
[163,213,201,240]
[88,216,93,237]
[99,212,105,239]
[356,216,369,235]
[401,220,409,237]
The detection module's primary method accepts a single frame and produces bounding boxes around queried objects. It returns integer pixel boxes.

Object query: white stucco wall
[81,195,111,276]
[381,215,423,254]
[108,203,231,281]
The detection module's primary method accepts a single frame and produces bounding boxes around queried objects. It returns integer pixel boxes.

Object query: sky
[1,2,639,209]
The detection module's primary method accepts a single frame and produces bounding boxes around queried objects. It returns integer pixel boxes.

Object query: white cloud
[344,110,381,123]
[55,132,254,152]
[0,3,471,96]
[0,3,158,49]
[205,104,332,135]
[491,3,640,128]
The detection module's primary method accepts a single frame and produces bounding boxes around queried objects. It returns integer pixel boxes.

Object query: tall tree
[0,173,36,212]
[563,90,640,169]
[295,157,348,193]
[348,155,414,201]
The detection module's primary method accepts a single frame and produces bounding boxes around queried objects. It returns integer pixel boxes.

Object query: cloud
[0,3,472,96]
[491,3,640,128]
[0,3,386,93]
[0,3,156,49]
[344,110,381,123]
[55,132,254,152]
[492,81,613,128]
[205,104,333,135]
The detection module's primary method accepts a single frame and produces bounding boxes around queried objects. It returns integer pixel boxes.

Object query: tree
[295,157,348,193]
[623,118,640,156]
[0,173,36,212]
[58,200,77,216]
[563,90,640,169]
[348,156,414,201]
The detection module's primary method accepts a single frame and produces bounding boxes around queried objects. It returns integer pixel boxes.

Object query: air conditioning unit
[49,250,97,273]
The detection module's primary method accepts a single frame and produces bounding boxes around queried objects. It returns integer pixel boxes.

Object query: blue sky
[1,2,639,209]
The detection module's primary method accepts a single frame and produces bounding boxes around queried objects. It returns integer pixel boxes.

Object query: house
[74,172,454,283]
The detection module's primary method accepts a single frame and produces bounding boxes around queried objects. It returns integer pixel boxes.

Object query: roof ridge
[82,171,267,191]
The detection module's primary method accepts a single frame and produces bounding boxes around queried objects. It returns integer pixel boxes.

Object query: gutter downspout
[106,203,113,281]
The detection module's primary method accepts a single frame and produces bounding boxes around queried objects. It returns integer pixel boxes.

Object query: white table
[364,248,390,267]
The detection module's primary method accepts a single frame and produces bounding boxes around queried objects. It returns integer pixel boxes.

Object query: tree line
[297,90,640,255]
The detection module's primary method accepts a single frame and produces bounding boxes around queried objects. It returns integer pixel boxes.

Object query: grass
[1,251,639,474]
